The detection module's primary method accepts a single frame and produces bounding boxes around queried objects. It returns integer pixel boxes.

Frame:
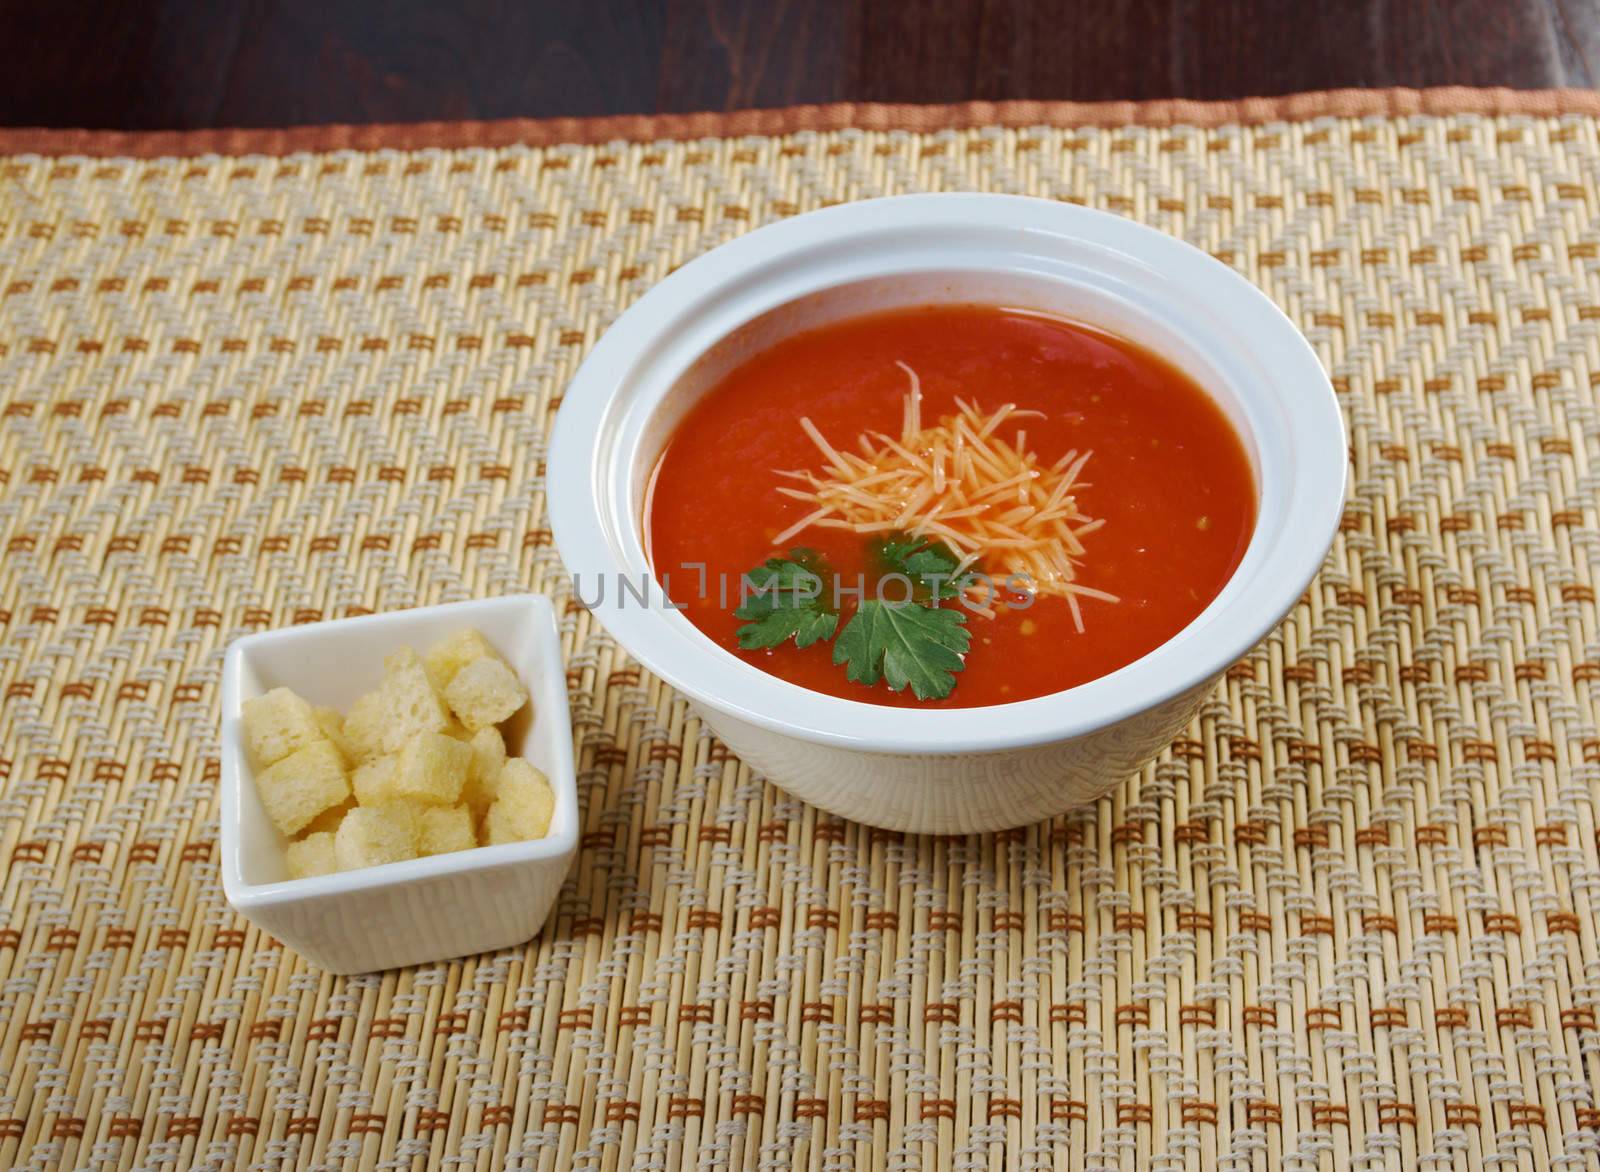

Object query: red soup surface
[646,305,1256,707]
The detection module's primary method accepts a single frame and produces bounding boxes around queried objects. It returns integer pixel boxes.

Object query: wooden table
[2,0,1595,129]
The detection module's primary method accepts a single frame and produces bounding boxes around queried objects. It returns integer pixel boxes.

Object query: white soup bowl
[548,193,1344,833]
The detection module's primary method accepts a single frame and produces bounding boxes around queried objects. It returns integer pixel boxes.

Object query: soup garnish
[646,304,1256,708]
[774,361,1116,630]
[734,537,972,700]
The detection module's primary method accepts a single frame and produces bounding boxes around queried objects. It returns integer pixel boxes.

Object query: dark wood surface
[2,0,1598,130]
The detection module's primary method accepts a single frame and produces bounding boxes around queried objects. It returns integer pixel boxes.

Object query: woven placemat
[3,91,1600,1170]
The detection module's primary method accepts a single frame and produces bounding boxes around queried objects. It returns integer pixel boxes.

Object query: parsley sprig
[832,598,969,699]
[734,548,838,650]
[874,534,965,601]
[733,535,972,701]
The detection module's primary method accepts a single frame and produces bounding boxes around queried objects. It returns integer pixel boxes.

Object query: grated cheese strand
[775,363,1119,631]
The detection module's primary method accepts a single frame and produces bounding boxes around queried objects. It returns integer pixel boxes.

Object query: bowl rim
[219,593,579,910]
[548,192,1346,755]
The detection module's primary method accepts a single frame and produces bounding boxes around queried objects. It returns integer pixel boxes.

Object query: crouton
[285,832,338,879]
[443,656,529,731]
[378,647,453,753]
[351,754,399,807]
[312,706,359,765]
[242,686,325,766]
[419,805,477,856]
[370,797,427,846]
[392,731,471,806]
[253,740,350,837]
[423,628,503,688]
[461,726,507,814]
[484,759,555,844]
[341,690,387,763]
[334,806,417,870]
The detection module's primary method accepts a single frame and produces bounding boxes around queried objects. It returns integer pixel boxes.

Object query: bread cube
[351,754,399,807]
[285,832,338,879]
[334,806,417,871]
[419,805,477,856]
[370,797,427,845]
[342,690,387,763]
[484,759,555,844]
[253,740,350,837]
[424,628,503,688]
[462,726,507,813]
[242,686,325,766]
[391,731,471,806]
[378,647,453,753]
[313,706,359,765]
[443,656,529,731]
[303,798,354,837]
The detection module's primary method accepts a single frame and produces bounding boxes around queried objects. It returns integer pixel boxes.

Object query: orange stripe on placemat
[2,86,1598,157]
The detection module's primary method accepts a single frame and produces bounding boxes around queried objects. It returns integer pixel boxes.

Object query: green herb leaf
[875,534,965,601]
[734,549,839,650]
[832,599,969,701]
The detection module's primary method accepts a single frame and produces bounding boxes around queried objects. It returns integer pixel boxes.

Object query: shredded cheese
[773,362,1119,631]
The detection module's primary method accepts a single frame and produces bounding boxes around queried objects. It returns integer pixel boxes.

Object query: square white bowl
[220,594,578,974]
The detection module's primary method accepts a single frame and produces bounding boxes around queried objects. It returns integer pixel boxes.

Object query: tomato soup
[645,305,1256,707]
